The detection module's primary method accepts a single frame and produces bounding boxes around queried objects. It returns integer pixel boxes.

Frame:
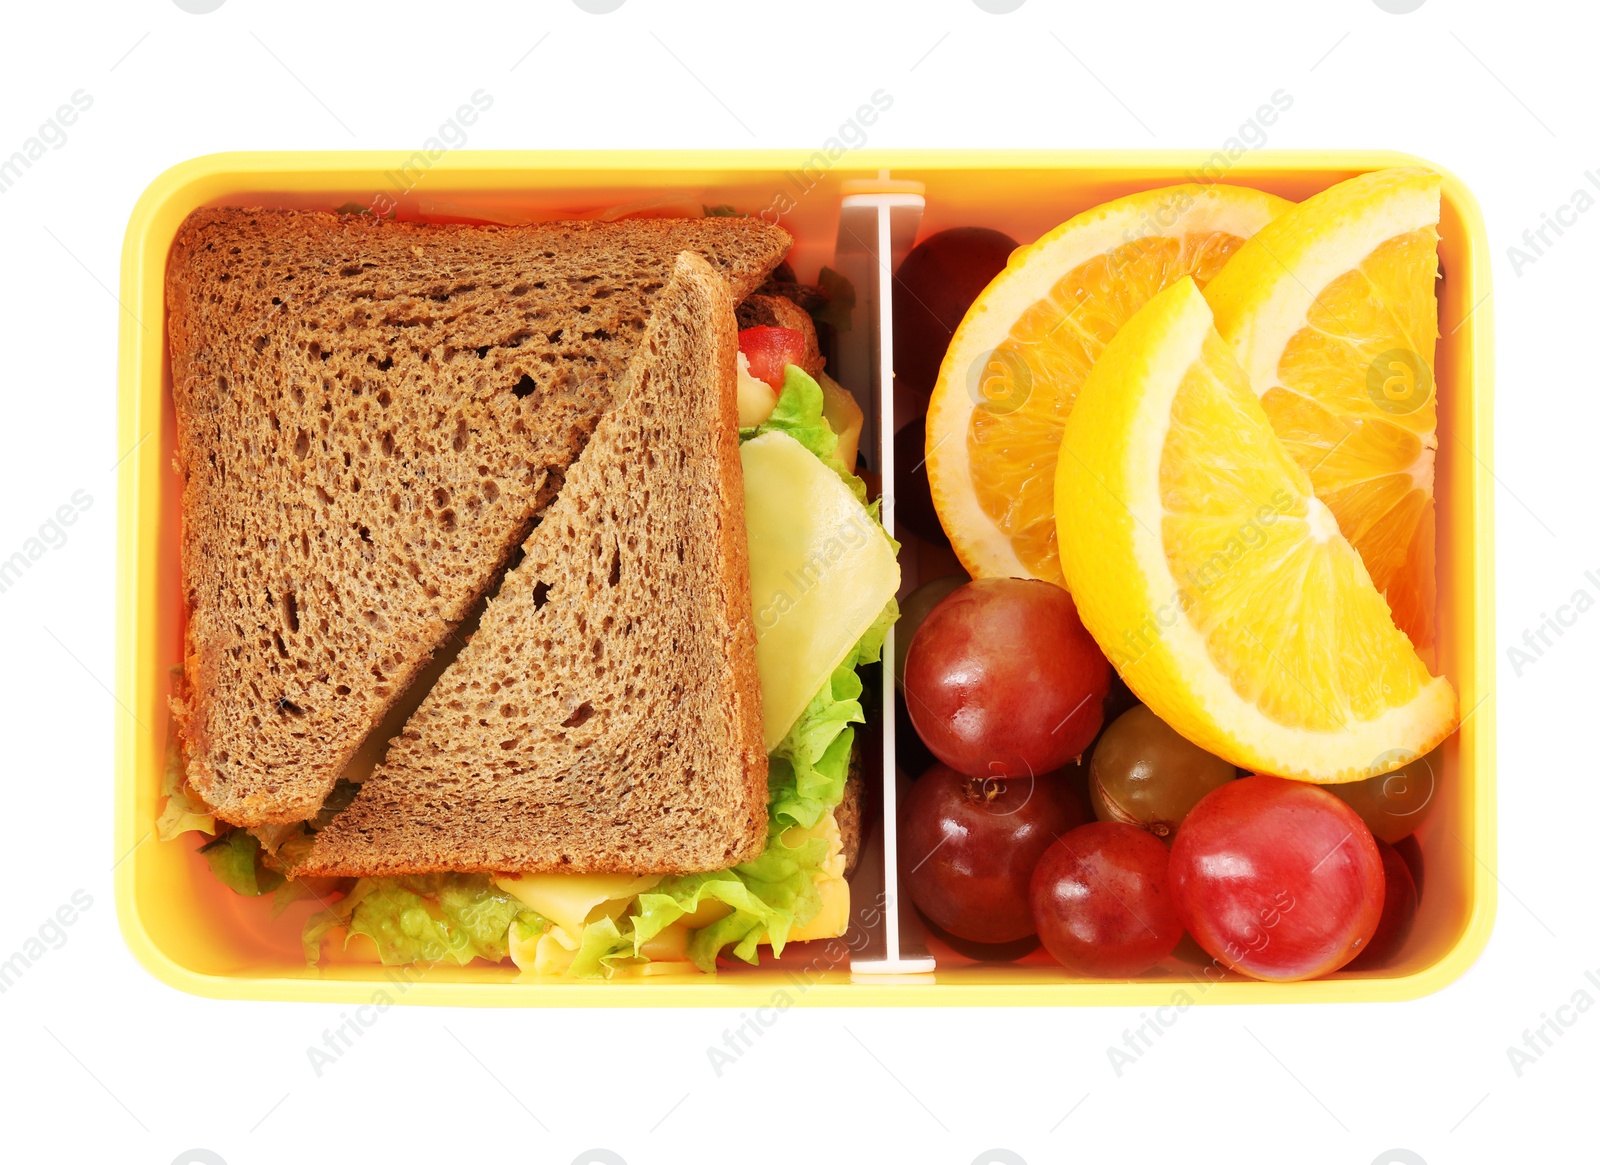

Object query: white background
[0,1,1587,1163]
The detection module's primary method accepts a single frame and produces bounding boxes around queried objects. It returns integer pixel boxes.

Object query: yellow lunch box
[115,150,1494,1006]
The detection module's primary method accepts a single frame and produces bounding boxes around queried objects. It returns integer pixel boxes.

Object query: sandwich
[167,206,793,825]
[160,206,900,977]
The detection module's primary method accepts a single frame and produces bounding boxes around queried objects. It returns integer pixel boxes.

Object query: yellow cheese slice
[791,873,850,943]
[651,812,849,942]
[496,872,661,947]
[510,931,698,979]
[518,930,573,975]
[742,430,900,750]
[817,372,865,473]
[784,812,849,942]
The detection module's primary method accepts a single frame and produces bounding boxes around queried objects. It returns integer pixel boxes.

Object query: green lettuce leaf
[768,597,896,830]
[566,915,642,978]
[302,874,545,967]
[740,366,868,502]
[556,830,821,979]
[621,823,832,975]
[198,831,284,897]
[758,365,839,462]
[157,719,215,841]
[270,877,322,918]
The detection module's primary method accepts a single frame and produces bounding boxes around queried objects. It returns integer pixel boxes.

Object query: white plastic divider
[832,187,937,977]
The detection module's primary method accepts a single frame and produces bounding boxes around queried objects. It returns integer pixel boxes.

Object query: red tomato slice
[737,326,807,391]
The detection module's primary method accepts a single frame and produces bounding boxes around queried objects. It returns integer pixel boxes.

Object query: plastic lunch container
[114,151,1495,1006]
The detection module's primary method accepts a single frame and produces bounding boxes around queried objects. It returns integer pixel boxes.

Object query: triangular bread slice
[301,252,767,876]
[168,208,788,825]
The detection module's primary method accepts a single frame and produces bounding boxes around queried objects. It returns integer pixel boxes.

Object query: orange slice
[1204,168,1441,648]
[926,184,1293,584]
[1054,278,1457,782]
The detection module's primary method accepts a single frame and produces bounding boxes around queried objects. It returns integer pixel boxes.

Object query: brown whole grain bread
[836,758,864,880]
[300,252,767,876]
[168,207,788,826]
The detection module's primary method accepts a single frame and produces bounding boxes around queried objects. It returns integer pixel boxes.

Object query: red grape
[893,416,948,546]
[1170,776,1385,982]
[1392,833,1425,898]
[1346,840,1419,971]
[918,917,1042,964]
[903,578,1111,779]
[893,575,970,778]
[1030,822,1182,976]
[893,574,969,689]
[893,227,1019,405]
[900,761,1086,944]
